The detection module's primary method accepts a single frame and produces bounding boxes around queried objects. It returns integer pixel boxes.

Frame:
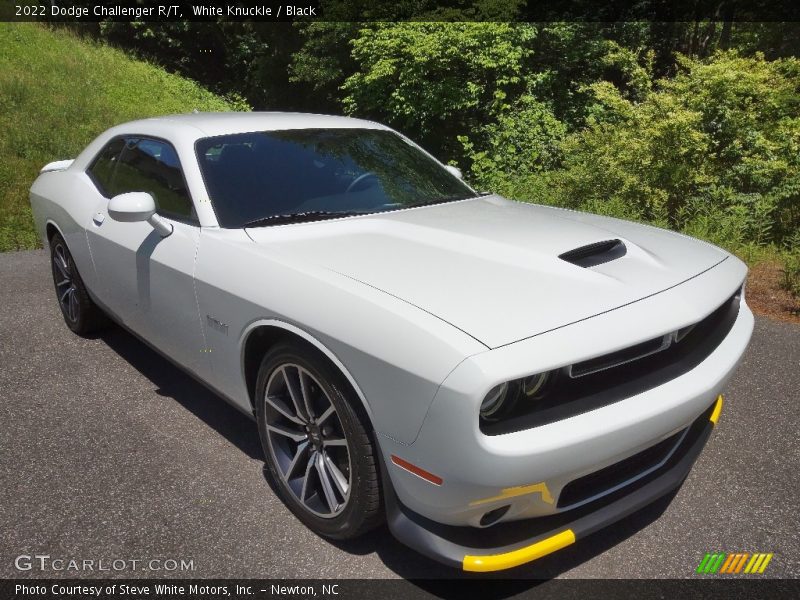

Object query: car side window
[113,137,197,223]
[87,138,125,197]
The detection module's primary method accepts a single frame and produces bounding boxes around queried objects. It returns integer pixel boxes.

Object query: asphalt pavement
[1,250,798,585]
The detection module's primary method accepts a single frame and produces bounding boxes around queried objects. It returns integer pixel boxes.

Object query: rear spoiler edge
[39,159,74,174]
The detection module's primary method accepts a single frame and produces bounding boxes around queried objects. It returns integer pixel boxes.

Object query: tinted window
[112,138,196,222]
[195,128,477,228]
[87,138,125,196]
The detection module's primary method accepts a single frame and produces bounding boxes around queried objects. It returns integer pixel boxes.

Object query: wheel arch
[45,220,64,245]
[240,319,375,425]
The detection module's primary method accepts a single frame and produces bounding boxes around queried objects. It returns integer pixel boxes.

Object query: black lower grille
[557,430,685,508]
[555,401,717,509]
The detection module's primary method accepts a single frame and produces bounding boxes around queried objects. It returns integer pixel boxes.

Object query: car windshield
[195,128,477,228]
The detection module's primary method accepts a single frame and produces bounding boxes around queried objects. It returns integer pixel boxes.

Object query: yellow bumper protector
[710,394,724,425]
[462,529,576,572]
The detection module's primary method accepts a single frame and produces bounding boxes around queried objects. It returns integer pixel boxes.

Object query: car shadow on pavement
[98,323,678,591]
[98,326,263,461]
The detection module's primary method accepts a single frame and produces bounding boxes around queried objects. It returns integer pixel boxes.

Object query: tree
[342,22,537,160]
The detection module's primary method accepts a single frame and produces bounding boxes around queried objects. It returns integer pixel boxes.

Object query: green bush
[783,255,800,299]
[552,53,800,242]
[780,232,800,299]
[458,95,566,197]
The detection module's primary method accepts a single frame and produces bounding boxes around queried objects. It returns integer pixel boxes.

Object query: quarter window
[87,138,125,197]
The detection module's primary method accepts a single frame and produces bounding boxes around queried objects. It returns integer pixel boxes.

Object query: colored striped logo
[696,552,774,574]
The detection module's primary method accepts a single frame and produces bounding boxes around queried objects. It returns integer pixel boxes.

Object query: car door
[85,136,206,375]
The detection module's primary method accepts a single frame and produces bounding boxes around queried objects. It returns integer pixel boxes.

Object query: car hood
[246,196,728,348]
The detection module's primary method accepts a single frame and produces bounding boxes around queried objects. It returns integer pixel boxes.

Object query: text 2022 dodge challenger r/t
[30,113,753,572]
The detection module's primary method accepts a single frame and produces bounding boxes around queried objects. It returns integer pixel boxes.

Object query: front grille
[568,288,740,379]
[570,334,670,378]
[481,289,741,436]
[557,430,685,508]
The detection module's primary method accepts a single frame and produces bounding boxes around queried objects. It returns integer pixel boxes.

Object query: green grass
[0,23,240,251]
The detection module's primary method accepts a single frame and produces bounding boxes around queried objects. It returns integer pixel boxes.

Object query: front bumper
[383,398,721,571]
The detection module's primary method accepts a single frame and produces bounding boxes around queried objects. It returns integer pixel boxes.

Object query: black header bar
[3,0,800,23]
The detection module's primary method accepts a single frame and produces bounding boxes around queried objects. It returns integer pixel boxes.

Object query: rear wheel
[50,232,106,335]
[255,342,382,539]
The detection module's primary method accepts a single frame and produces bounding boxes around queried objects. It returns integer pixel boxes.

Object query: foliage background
[1,14,798,303]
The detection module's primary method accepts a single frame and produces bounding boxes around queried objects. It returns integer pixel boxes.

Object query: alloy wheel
[263,363,352,518]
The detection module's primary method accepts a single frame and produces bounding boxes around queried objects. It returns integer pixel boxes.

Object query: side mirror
[108,192,155,222]
[444,165,463,180]
[108,192,172,237]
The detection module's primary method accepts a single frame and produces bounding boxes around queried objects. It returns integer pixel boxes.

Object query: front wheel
[50,232,106,335]
[255,342,382,539]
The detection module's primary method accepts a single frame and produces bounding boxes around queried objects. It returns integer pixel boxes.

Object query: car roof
[117,112,391,139]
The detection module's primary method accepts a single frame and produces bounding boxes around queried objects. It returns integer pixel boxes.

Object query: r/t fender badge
[206,315,228,335]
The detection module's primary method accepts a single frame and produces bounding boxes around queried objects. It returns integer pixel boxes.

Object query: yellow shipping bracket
[462,529,576,572]
[469,482,554,507]
[710,394,724,425]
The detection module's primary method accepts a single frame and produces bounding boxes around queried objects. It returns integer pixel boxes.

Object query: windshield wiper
[242,210,364,228]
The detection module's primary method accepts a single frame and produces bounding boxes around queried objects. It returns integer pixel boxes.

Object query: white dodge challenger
[30,113,753,572]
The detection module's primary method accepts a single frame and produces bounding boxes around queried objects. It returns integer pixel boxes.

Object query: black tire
[50,232,107,335]
[255,341,382,539]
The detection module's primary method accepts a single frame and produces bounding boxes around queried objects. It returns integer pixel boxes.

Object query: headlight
[480,382,512,420]
[480,370,558,422]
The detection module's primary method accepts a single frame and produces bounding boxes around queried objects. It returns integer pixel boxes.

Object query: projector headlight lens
[480,382,510,420]
[522,371,554,399]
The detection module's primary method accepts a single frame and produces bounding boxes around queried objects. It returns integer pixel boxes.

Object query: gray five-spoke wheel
[264,363,352,518]
[52,242,79,324]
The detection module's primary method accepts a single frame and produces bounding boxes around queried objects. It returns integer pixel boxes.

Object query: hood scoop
[559,239,627,268]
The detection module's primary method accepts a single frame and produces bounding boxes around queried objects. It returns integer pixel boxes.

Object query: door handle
[92,212,105,226]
